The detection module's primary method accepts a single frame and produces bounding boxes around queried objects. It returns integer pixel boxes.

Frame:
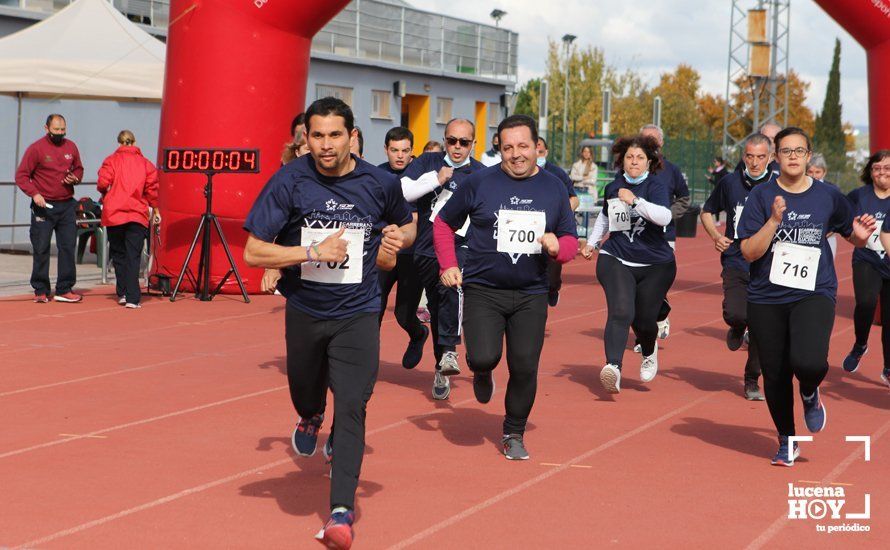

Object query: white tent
[0,0,166,99]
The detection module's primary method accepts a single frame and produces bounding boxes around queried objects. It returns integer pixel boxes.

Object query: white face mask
[744,167,769,181]
[536,156,547,167]
[623,171,649,185]
[444,154,470,169]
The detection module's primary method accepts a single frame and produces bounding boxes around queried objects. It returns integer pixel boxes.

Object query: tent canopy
[0,0,166,99]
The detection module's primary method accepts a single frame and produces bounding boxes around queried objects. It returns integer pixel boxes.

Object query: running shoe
[743,329,750,346]
[727,327,746,351]
[323,433,333,464]
[118,296,127,305]
[771,435,800,467]
[473,371,495,404]
[640,348,658,383]
[547,290,560,307]
[33,293,49,304]
[315,509,355,550]
[600,364,621,394]
[633,342,641,353]
[125,303,141,309]
[53,292,82,303]
[402,325,429,370]
[842,344,868,373]
[657,318,670,340]
[432,371,451,400]
[438,350,461,376]
[502,434,529,460]
[881,368,890,389]
[744,381,765,401]
[291,413,324,457]
[416,307,431,323]
[801,389,827,433]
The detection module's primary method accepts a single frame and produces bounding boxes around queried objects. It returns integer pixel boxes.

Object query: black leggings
[414,253,463,363]
[378,253,425,340]
[285,306,379,510]
[852,261,890,368]
[722,267,761,382]
[463,284,548,435]
[747,296,834,437]
[108,222,148,304]
[596,254,677,366]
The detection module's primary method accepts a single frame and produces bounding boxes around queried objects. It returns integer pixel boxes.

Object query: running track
[1,231,887,548]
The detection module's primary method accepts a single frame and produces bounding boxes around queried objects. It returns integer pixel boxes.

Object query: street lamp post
[561,33,576,165]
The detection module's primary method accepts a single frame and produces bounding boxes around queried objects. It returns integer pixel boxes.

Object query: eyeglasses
[871,165,890,173]
[445,136,473,147]
[777,147,809,158]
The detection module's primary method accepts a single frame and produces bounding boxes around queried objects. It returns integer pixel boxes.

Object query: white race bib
[867,220,884,252]
[300,227,364,284]
[497,209,546,254]
[769,241,821,291]
[429,188,470,237]
[607,198,631,232]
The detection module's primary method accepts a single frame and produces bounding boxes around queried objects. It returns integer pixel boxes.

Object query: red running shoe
[315,510,355,549]
[53,292,83,303]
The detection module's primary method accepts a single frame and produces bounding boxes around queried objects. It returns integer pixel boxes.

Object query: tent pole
[11,92,22,250]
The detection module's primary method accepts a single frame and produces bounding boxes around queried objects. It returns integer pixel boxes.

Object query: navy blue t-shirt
[438,165,577,293]
[600,173,675,265]
[378,160,416,255]
[244,154,413,318]
[736,179,854,304]
[848,185,890,279]
[543,161,578,198]
[652,158,690,241]
[402,152,486,258]
[702,166,773,272]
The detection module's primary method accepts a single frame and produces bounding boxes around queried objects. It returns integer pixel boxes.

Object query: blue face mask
[444,154,470,169]
[744,167,769,181]
[536,156,547,167]
[623,171,649,185]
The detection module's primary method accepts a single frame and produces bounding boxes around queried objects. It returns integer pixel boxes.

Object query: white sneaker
[640,347,658,382]
[432,371,451,400]
[633,343,642,353]
[125,303,141,309]
[438,351,461,376]
[600,364,621,393]
[657,318,670,340]
[118,297,127,305]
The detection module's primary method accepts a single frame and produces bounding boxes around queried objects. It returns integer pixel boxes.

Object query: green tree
[513,77,542,119]
[813,38,846,172]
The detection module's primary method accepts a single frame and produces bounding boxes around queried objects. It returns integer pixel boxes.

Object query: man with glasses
[700,133,776,401]
[400,118,486,400]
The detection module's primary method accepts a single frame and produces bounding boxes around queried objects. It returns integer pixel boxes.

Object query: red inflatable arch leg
[814,0,890,151]
[155,0,350,294]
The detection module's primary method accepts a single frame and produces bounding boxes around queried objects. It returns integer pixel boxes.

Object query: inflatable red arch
[153,0,890,295]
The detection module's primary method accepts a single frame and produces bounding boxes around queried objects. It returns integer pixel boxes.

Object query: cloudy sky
[410,0,870,128]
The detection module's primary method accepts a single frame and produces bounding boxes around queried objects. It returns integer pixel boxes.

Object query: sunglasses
[445,136,473,147]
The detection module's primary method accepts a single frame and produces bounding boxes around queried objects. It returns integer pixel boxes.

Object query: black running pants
[378,253,425,341]
[852,261,890,368]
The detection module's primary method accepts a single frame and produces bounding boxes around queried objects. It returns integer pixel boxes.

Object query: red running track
[0,231,887,548]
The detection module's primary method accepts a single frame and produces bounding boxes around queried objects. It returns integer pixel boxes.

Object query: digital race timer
[162,148,260,173]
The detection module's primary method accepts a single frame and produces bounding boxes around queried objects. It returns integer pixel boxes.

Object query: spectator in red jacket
[15,114,84,303]
[97,130,160,309]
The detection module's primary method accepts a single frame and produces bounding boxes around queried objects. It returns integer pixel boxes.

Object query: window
[316,84,353,106]
[371,90,392,119]
[436,98,453,124]
[488,103,501,127]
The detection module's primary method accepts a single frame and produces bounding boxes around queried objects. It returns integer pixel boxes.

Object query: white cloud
[408,0,870,126]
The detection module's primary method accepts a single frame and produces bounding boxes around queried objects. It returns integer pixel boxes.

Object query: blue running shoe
[315,509,355,549]
[291,414,323,457]
[801,389,827,433]
[843,344,867,373]
[771,435,800,467]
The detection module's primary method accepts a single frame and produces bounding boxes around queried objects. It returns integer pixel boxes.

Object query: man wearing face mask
[400,118,486,400]
[536,138,580,306]
[700,133,776,401]
[15,114,85,303]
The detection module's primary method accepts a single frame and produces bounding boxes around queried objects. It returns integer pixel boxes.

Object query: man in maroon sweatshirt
[15,114,85,303]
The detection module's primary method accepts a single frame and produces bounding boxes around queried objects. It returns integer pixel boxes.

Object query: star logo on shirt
[510,196,520,205]
[325,199,338,211]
